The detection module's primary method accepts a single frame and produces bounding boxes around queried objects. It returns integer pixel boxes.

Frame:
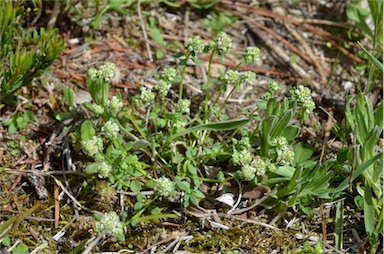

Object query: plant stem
[178,52,190,101]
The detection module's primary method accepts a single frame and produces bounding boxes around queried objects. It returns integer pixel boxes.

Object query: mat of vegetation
[0,1,382,253]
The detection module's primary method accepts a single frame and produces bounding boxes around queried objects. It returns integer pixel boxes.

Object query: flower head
[94,211,124,241]
[177,99,191,114]
[214,32,232,55]
[224,70,240,84]
[99,62,116,81]
[239,164,256,181]
[241,71,256,85]
[252,159,267,176]
[81,136,103,156]
[232,149,253,166]
[97,161,113,178]
[89,103,105,115]
[271,136,288,150]
[186,35,205,55]
[134,86,155,107]
[277,147,295,166]
[243,46,261,64]
[154,177,175,197]
[161,67,177,82]
[102,120,119,139]
[268,81,282,93]
[292,85,315,114]
[156,80,172,99]
[88,63,116,82]
[107,95,123,115]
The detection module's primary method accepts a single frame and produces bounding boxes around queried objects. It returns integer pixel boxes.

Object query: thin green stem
[203,50,215,122]
[179,52,190,101]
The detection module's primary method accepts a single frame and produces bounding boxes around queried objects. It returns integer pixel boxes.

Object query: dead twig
[284,22,328,85]
[137,0,153,62]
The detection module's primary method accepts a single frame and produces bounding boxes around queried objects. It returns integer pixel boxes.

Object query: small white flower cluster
[268,81,281,93]
[88,104,105,115]
[292,85,316,114]
[232,146,267,181]
[154,177,175,197]
[243,46,261,64]
[107,95,123,115]
[240,71,256,85]
[224,70,240,84]
[156,80,172,99]
[213,32,232,55]
[271,136,288,150]
[177,99,191,114]
[81,136,103,156]
[186,35,205,55]
[87,62,116,82]
[232,149,253,166]
[277,147,295,166]
[239,158,267,181]
[102,120,119,139]
[94,211,124,241]
[161,67,177,82]
[97,161,113,178]
[134,86,155,107]
[272,136,295,166]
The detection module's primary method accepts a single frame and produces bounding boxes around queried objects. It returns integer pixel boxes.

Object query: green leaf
[80,120,96,140]
[148,205,161,215]
[183,194,190,207]
[273,166,295,178]
[335,199,344,251]
[134,202,143,211]
[282,126,300,143]
[191,57,204,65]
[334,153,382,194]
[270,110,293,139]
[176,181,190,192]
[179,118,250,136]
[193,189,205,199]
[132,139,149,150]
[294,143,313,165]
[173,153,184,164]
[94,212,103,221]
[149,27,165,45]
[190,194,199,206]
[12,243,28,254]
[2,236,11,247]
[358,42,383,74]
[130,179,142,192]
[374,101,383,128]
[69,239,88,254]
[364,184,375,241]
[64,86,75,107]
[84,163,100,175]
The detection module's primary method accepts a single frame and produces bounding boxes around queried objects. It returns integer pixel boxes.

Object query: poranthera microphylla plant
[72,32,318,240]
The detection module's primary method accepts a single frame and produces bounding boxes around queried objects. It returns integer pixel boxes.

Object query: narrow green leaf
[335,200,344,252]
[358,42,383,73]
[63,86,75,107]
[270,110,292,139]
[178,118,249,136]
[334,153,382,194]
[364,184,375,241]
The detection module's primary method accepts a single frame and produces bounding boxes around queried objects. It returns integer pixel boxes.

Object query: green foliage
[0,1,65,104]
[66,33,326,233]
[4,111,33,134]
